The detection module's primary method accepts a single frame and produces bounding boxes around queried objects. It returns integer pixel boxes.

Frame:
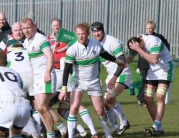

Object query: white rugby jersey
[7,49,32,73]
[99,34,130,75]
[129,35,173,68]
[65,38,105,80]
[23,32,51,74]
[0,67,26,98]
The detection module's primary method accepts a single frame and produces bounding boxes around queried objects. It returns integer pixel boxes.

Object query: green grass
[54,62,179,138]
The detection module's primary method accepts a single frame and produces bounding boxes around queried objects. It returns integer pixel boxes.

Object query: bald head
[0,12,7,28]
[0,50,7,66]
[11,22,24,41]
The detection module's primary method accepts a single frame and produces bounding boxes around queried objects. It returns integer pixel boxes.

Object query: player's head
[75,22,90,45]
[0,12,7,28]
[145,20,156,35]
[127,36,144,51]
[0,49,7,66]
[12,22,24,41]
[21,18,36,40]
[11,43,24,51]
[91,21,104,42]
[51,18,61,35]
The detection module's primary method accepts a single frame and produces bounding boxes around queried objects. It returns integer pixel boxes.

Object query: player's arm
[100,51,126,69]
[56,45,68,52]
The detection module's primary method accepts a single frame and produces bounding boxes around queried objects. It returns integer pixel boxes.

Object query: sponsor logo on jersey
[92,51,96,55]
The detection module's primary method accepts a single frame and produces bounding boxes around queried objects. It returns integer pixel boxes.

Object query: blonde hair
[21,18,34,26]
[145,20,156,30]
[75,22,90,32]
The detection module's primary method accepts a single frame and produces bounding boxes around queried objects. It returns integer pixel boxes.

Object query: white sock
[67,115,77,138]
[112,102,127,125]
[79,109,97,135]
[56,122,67,135]
[99,116,111,137]
[106,108,118,131]
[32,109,41,135]
[22,116,39,137]
[46,131,55,138]
[153,120,162,131]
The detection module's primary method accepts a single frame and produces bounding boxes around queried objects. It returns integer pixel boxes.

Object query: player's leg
[34,93,56,138]
[90,95,112,138]
[67,90,84,138]
[79,104,97,136]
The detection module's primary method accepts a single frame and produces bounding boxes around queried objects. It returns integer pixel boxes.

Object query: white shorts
[0,98,31,129]
[146,61,174,81]
[105,66,132,91]
[72,78,102,96]
[33,71,56,94]
[18,71,34,96]
[55,69,72,92]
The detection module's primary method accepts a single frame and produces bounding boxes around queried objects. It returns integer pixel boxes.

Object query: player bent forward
[0,50,31,138]
[126,35,174,136]
[59,22,125,138]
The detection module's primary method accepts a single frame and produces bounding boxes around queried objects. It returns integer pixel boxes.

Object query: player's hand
[44,70,51,83]
[129,40,141,52]
[108,75,117,89]
[59,92,67,101]
[136,68,140,74]
[115,59,126,69]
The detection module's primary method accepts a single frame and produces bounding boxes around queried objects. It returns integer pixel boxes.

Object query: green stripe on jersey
[28,51,44,59]
[75,57,98,66]
[66,54,75,61]
[149,43,164,53]
[99,56,106,62]
[7,39,19,47]
[167,61,174,81]
[45,81,52,93]
[112,47,123,57]
[40,41,50,51]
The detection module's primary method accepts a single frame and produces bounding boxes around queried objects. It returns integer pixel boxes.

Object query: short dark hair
[127,37,141,50]
[0,50,7,66]
[12,43,23,48]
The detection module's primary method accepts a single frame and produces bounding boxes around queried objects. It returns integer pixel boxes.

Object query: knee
[36,105,47,115]
[157,95,165,103]
[144,96,153,103]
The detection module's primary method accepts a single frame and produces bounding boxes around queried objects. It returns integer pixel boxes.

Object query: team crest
[32,46,35,51]
[92,51,96,55]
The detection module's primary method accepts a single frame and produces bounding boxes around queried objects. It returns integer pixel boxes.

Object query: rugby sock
[79,109,97,135]
[22,117,39,137]
[99,115,111,137]
[106,108,119,131]
[56,122,67,135]
[112,102,127,125]
[46,131,55,138]
[60,109,70,120]
[32,109,41,135]
[60,109,85,133]
[153,120,162,131]
[67,115,77,138]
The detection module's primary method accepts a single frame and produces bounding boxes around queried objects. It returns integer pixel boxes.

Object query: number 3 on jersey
[15,52,24,61]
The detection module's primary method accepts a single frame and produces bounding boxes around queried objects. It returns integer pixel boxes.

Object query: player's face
[12,24,24,41]
[92,30,104,42]
[51,20,61,35]
[21,21,36,40]
[76,28,89,45]
[146,24,154,35]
